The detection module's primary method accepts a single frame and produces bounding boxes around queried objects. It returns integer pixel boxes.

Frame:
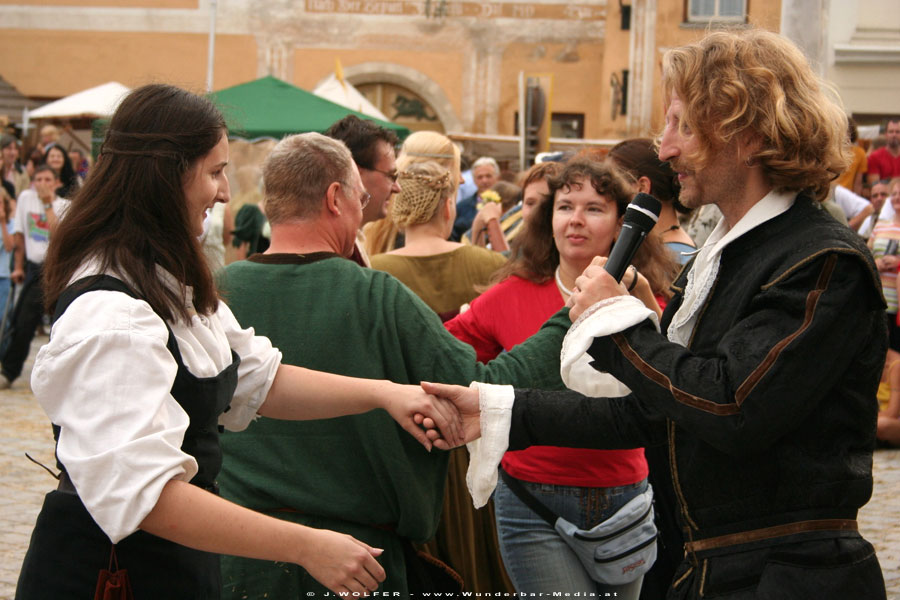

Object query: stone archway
[335,62,463,133]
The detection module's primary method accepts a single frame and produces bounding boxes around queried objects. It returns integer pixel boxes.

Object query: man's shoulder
[834,185,869,213]
[729,196,872,269]
[226,253,411,292]
[14,190,40,220]
[770,198,879,283]
[224,254,369,278]
[16,188,37,203]
[773,195,864,239]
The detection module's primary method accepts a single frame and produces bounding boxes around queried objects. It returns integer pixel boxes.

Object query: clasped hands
[415,257,632,449]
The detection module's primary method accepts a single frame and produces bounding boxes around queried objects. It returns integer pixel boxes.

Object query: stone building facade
[2,0,783,151]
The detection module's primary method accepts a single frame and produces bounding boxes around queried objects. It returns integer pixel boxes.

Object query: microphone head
[623,192,662,233]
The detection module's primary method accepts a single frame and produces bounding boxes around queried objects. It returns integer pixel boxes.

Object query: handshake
[410,382,482,450]
[405,257,648,452]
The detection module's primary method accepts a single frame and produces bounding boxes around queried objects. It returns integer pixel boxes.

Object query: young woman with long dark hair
[16,83,459,599]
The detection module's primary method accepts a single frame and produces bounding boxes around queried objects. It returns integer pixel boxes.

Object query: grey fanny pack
[499,468,657,585]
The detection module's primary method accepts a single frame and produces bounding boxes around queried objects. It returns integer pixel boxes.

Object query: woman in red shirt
[445,157,675,597]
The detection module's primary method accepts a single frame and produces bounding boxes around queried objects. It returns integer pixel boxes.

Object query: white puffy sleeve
[31,291,197,544]
[212,299,282,432]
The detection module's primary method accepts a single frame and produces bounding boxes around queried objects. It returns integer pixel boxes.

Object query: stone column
[781,0,828,75]
[461,34,503,133]
[626,0,657,136]
[257,38,292,80]
[483,46,503,134]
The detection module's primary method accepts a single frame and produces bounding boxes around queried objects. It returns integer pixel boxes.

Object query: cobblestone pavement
[2,337,900,598]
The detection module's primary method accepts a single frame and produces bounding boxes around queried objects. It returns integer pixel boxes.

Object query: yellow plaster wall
[747,2,782,31]
[498,41,607,139]
[601,1,633,139]
[2,30,257,98]
[647,0,783,134]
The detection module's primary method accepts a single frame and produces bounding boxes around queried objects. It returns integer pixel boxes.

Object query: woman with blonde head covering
[370,159,511,594]
[390,162,453,225]
[371,160,505,319]
[363,131,460,256]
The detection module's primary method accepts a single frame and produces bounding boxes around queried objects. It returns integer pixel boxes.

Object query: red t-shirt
[867,147,900,181]
[445,275,648,487]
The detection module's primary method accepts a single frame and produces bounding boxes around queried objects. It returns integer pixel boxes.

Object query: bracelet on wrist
[626,266,638,292]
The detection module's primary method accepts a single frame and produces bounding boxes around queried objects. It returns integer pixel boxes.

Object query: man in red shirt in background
[868,117,900,186]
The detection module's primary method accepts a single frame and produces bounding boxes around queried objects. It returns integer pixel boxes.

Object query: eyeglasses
[340,181,371,209]
[365,166,399,183]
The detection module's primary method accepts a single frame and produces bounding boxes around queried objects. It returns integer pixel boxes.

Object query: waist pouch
[499,468,657,585]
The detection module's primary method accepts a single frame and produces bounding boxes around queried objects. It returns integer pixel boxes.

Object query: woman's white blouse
[31,280,282,543]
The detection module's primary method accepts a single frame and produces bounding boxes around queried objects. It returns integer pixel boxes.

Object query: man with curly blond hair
[425,28,888,599]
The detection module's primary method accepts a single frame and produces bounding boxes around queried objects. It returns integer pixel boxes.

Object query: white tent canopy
[27,81,130,120]
[312,74,390,122]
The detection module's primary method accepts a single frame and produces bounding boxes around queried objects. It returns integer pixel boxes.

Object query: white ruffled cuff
[465,382,515,508]
[561,295,659,398]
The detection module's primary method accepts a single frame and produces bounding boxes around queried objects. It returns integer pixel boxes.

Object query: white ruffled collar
[667,190,796,346]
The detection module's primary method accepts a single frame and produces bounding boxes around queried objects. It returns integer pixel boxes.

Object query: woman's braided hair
[390,161,456,228]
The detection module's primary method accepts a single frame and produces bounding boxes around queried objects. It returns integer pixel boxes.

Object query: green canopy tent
[210,75,409,140]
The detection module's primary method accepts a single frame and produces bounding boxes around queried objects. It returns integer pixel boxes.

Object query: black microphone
[603,192,662,282]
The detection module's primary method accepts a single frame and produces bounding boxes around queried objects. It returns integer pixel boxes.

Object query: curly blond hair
[390,161,456,228]
[661,28,849,201]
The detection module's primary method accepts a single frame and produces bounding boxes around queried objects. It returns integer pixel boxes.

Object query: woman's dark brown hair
[43,84,226,322]
[43,145,80,199]
[492,156,678,298]
[608,138,688,214]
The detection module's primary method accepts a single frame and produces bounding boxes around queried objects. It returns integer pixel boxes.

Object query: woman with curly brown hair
[445,156,676,597]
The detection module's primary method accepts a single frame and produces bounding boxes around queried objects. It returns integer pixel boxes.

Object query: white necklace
[555,266,574,296]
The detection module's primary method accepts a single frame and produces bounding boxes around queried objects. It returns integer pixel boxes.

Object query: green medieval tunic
[217,253,568,599]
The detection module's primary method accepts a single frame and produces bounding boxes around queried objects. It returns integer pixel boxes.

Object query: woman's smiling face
[182,133,230,237]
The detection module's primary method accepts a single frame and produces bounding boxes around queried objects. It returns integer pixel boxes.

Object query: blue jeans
[0,277,10,326]
[494,475,648,598]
